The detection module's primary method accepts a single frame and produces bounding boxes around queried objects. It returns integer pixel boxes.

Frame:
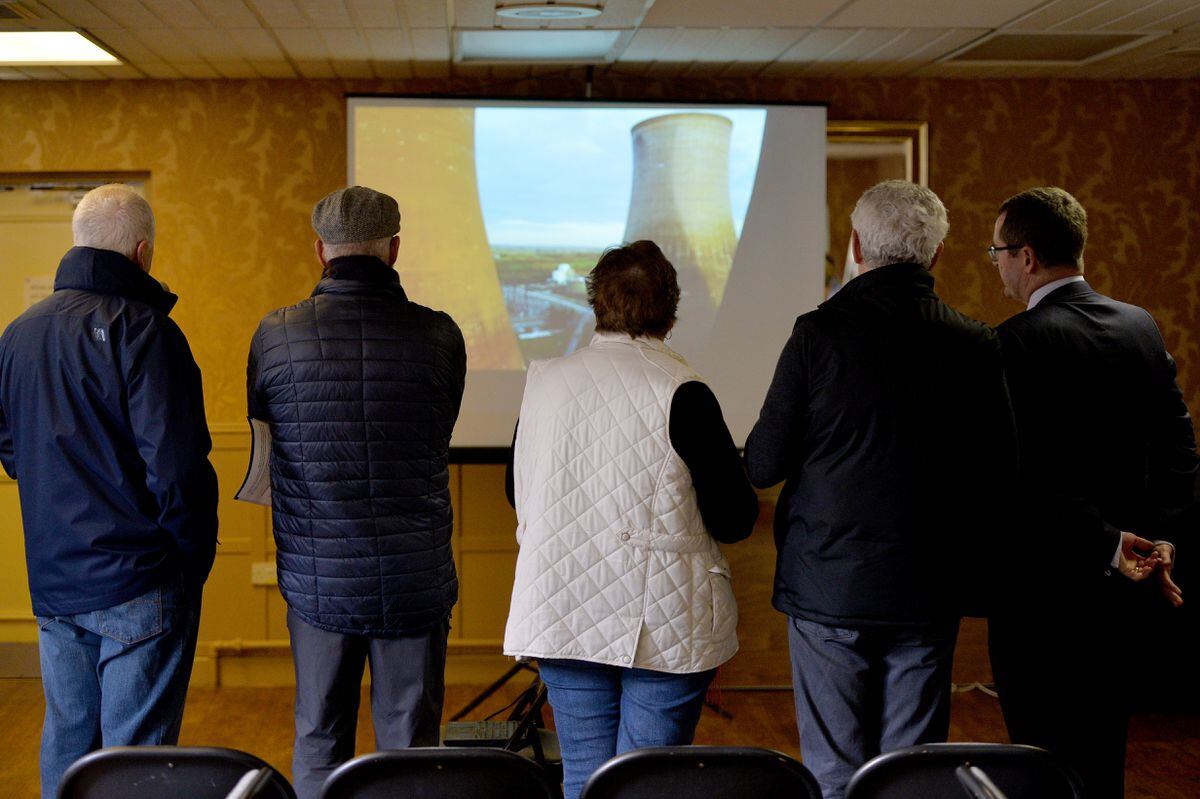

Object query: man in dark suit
[987,186,1198,799]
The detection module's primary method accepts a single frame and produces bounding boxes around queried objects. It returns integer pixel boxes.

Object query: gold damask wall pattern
[0,77,1196,424]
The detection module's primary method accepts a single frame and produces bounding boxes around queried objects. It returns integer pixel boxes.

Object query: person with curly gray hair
[745,180,1019,799]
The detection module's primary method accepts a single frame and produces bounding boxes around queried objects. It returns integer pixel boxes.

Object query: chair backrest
[579,746,821,799]
[320,748,561,799]
[845,743,1084,799]
[57,746,295,799]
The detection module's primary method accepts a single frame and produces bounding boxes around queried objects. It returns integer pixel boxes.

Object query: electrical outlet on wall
[250,561,277,586]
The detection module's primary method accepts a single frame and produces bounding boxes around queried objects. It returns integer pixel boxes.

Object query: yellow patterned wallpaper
[1,76,1196,423]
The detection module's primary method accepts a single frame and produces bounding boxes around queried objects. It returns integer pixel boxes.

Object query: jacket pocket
[97,586,163,645]
[708,564,737,640]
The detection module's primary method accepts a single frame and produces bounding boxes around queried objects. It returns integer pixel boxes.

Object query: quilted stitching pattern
[505,333,738,673]
[252,282,464,636]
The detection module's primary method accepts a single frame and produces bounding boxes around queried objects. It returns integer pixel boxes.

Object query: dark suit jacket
[998,279,1198,607]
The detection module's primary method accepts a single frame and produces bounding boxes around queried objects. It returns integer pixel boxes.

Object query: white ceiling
[1,0,1198,80]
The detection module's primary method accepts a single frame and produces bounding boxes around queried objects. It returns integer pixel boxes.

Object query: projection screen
[348,98,827,448]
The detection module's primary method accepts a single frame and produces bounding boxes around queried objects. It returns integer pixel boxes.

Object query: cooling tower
[352,106,523,369]
[623,113,738,356]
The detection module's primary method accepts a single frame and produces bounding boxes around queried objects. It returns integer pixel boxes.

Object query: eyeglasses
[987,244,1024,262]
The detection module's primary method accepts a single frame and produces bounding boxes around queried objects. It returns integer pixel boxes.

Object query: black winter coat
[248,256,466,636]
[745,262,1019,626]
[0,247,218,616]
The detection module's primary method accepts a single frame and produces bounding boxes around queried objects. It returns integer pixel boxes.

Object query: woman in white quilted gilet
[503,240,759,799]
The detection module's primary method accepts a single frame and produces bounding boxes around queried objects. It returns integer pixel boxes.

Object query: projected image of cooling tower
[623,113,739,357]
[352,106,523,370]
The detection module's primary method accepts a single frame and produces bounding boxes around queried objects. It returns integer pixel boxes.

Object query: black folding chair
[579,746,821,799]
[57,746,295,799]
[320,747,562,799]
[845,743,1084,799]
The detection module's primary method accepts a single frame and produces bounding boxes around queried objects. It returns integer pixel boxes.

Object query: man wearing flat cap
[247,186,466,799]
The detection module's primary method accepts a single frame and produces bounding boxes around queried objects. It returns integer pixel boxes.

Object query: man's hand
[1117,531,1161,582]
[1154,541,1183,608]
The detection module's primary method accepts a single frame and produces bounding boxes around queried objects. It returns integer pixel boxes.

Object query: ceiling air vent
[0,2,37,21]
[942,31,1160,66]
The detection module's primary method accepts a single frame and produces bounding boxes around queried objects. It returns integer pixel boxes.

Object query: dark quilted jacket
[247,255,466,636]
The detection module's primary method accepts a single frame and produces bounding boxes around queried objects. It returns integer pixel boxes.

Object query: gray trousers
[787,616,959,799]
[287,609,448,799]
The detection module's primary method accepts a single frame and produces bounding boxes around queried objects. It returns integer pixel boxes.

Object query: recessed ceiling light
[458,29,619,62]
[496,3,603,20]
[0,31,120,65]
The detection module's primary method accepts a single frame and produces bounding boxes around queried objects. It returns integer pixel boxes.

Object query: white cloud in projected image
[475,107,767,248]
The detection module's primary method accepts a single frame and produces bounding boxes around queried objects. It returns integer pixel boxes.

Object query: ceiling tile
[34,0,118,27]
[1052,0,1169,31]
[1009,0,1099,31]
[1104,0,1200,32]
[172,59,222,76]
[453,0,494,28]
[618,28,678,62]
[87,28,156,60]
[364,27,413,60]
[178,27,243,58]
[247,0,309,28]
[319,27,370,58]
[248,59,296,76]
[88,0,164,27]
[410,26,448,60]
[350,0,400,27]
[133,28,203,59]
[774,28,859,63]
[644,0,846,28]
[208,58,260,76]
[225,26,284,59]
[136,59,184,77]
[827,0,1045,29]
[276,27,328,59]
[291,58,336,76]
[401,0,445,27]
[295,0,353,28]
[191,0,262,27]
[329,57,374,77]
[150,0,212,28]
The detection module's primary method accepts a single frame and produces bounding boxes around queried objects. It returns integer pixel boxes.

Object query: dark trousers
[787,616,960,799]
[287,609,448,799]
[989,615,1127,799]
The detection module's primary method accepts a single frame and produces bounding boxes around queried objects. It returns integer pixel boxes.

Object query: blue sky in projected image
[474,107,767,248]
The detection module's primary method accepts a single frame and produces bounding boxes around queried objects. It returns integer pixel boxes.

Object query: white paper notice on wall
[235,418,272,506]
[24,276,54,309]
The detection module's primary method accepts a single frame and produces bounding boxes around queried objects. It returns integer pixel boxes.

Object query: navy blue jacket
[248,255,466,637]
[0,247,218,617]
[745,263,1019,626]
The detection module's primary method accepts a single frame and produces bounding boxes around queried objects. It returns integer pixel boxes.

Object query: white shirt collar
[1028,275,1085,310]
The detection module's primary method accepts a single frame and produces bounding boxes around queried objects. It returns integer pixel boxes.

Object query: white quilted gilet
[504,332,738,674]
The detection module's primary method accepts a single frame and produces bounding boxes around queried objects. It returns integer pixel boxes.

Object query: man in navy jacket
[0,184,217,799]
[247,187,465,799]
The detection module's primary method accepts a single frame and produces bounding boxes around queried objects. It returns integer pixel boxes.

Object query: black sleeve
[0,339,14,478]
[504,419,518,509]
[744,320,808,488]
[246,324,267,420]
[670,381,759,544]
[1147,346,1199,530]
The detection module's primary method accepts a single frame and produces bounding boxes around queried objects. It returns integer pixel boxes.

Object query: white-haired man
[0,184,217,798]
[745,181,1018,799]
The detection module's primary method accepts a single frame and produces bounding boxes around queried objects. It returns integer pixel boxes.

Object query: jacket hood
[53,246,178,314]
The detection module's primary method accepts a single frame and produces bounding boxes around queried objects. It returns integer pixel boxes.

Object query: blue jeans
[538,659,715,799]
[36,575,202,799]
[787,616,959,799]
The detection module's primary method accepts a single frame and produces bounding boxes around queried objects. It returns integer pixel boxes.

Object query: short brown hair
[999,187,1087,269]
[587,240,680,339]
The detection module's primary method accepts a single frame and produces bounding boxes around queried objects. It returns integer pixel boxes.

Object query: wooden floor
[0,679,1196,798]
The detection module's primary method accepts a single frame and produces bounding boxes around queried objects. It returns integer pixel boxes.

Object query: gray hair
[322,236,393,261]
[72,184,154,260]
[850,180,948,269]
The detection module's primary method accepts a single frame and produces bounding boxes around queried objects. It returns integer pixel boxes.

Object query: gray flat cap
[311,186,400,245]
